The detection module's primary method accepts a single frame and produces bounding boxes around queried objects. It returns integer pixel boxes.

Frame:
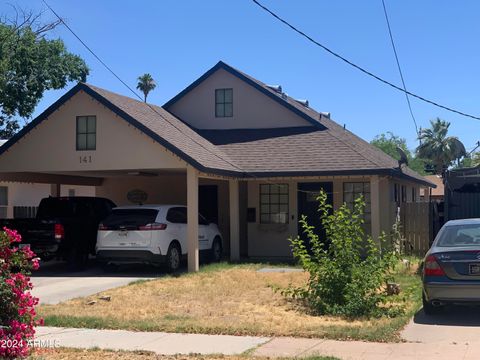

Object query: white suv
[96,205,223,271]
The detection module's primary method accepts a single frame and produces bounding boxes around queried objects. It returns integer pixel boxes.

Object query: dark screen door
[297,182,333,249]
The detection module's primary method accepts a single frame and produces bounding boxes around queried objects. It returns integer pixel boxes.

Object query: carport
[0,83,243,272]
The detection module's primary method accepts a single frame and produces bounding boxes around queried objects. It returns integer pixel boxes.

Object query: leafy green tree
[371,132,427,175]
[136,73,156,103]
[283,190,400,318]
[416,118,466,175]
[0,13,89,138]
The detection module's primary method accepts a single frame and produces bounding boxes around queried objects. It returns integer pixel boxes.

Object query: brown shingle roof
[0,64,434,187]
[227,63,430,183]
[164,62,433,186]
[88,72,434,185]
[82,84,240,174]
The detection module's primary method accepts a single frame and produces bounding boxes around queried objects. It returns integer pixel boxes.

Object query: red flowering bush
[0,227,42,359]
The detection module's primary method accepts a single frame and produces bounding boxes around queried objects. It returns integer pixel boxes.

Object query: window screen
[76,116,96,150]
[259,184,289,224]
[343,182,371,234]
[215,88,233,117]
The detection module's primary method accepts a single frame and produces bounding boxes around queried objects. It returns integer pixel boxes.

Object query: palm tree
[136,73,156,103]
[416,118,466,175]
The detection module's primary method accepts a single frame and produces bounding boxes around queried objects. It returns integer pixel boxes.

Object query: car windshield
[102,209,158,229]
[436,224,480,247]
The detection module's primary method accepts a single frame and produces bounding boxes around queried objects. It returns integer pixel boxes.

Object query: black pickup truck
[1,196,116,270]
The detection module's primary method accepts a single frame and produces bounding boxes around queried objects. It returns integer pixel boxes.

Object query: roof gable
[164,61,326,130]
[0,90,185,173]
[0,83,240,175]
[0,69,434,187]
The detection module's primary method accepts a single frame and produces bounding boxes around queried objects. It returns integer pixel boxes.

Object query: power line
[381,0,419,138]
[39,0,310,194]
[41,0,251,176]
[251,0,480,121]
[41,0,140,102]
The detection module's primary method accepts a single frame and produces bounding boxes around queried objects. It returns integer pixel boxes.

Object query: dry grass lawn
[38,263,421,341]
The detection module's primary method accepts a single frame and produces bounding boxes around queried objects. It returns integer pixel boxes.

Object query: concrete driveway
[401,306,480,345]
[31,260,162,304]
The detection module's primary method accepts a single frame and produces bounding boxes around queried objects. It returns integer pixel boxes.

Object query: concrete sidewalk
[36,327,269,355]
[254,337,480,359]
[36,326,480,359]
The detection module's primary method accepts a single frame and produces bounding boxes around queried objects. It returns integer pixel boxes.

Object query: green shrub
[284,190,401,318]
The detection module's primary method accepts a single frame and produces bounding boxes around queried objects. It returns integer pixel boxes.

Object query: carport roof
[0,74,434,187]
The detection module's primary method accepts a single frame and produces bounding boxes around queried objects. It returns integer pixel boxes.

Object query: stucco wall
[95,175,187,207]
[247,180,297,258]
[247,177,347,258]
[60,185,95,197]
[168,68,312,129]
[95,175,231,248]
[245,176,422,258]
[0,182,95,218]
[0,91,185,173]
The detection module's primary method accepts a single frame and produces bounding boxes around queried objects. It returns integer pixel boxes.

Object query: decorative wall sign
[127,189,148,204]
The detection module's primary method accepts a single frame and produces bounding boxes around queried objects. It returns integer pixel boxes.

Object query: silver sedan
[422,218,480,315]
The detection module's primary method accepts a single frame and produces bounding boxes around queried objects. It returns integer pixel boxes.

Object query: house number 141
[79,156,92,163]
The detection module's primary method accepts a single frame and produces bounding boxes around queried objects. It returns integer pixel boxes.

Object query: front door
[297,182,333,249]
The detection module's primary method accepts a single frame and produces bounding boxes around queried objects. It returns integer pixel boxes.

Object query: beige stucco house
[0,140,95,218]
[0,61,433,271]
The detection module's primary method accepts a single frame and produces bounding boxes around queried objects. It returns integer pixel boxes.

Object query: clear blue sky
[4,1,480,152]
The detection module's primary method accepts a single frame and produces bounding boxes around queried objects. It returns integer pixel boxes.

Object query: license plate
[469,264,480,275]
[19,243,30,249]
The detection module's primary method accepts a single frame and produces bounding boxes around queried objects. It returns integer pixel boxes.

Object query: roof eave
[198,167,437,187]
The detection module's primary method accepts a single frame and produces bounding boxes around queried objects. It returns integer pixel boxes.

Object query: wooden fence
[399,202,433,257]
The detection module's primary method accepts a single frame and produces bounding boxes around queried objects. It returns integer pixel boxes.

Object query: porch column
[229,179,240,261]
[187,166,199,272]
[370,175,381,243]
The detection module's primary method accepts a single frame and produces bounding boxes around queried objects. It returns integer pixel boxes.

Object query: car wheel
[422,293,442,315]
[166,243,181,272]
[211,237,223,262]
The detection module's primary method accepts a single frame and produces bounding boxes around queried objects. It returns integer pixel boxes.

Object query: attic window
[76,115,96,151]
[215,88,233,117]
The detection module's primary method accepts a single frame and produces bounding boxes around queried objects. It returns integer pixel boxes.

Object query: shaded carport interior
[0,82,250,272]
[0,168,246,272]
